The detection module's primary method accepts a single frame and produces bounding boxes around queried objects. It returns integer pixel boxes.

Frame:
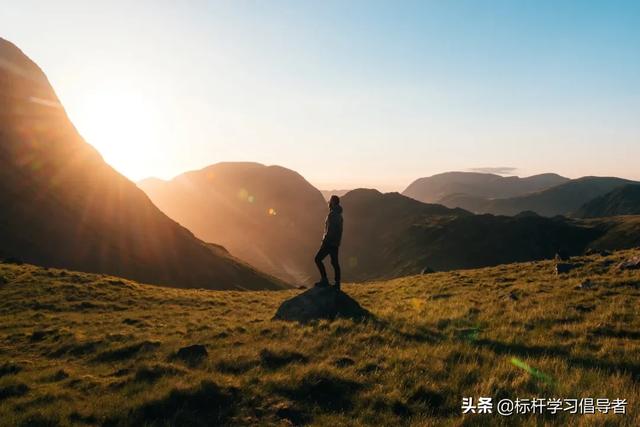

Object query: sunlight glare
[68,84,159,180]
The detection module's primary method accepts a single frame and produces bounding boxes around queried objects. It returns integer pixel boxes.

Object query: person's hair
[329,195,340,205]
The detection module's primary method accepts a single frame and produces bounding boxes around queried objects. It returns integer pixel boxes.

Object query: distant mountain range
[477,177,637,217]
[142,171,640,284]
[403,172,569,204]
[403,172,638,217]
[138,165,640,285]
[139,162,326,284]
[0,38,286,291]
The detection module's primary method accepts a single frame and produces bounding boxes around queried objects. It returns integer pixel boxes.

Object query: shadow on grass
[364,317,445,344]
[214,356,258,375]
[273,370,362,411]
[93,341,160,363]
[49,340,101,358]
[106,381,237,427]
[0,383,29,401]
[590,327,640,340]
[475,338,640,382]
[260,348,308,369]
[133,364,184,384]
[0,362,22,377]
[407,386,452,416]
[392,324,445,344]
[474,338,571,358]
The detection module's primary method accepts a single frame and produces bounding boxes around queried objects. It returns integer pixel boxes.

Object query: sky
[2,0,639,191]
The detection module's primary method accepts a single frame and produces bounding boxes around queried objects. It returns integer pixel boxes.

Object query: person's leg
[314,245,330,285]
[329,246,341,287]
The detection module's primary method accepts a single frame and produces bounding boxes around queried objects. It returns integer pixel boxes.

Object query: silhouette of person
[314,195,343,289]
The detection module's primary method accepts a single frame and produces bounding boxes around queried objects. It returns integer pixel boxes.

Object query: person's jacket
[322,204,343,247]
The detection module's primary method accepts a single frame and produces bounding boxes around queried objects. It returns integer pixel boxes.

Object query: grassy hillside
[427,177,637,217]
[1,251,639,426]
[340,189,602,281]
[574,185,640,218]
[584,216,640,251]
[479,177,636,217]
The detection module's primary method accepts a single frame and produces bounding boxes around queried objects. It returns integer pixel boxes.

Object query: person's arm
[335,215,343,242]
[324,212,341,245]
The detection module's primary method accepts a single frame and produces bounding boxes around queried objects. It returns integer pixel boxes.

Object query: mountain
[140,167,640,285]
[436,193,490,213]
[573,184,640,218]
[403,172,569,205]
[584,216,640,251]
[0,38,286,291]
[320,189,351,201]
[478,177,637,217]
[338,189,599,281]
[138,162,327,284]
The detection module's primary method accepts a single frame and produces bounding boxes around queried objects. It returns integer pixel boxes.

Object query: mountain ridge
[403,171,569,205]
[479,176,637,217]
[138,161,327,285]
[339,188,604,281]
[574,184,640,218]
[0,37,287,291]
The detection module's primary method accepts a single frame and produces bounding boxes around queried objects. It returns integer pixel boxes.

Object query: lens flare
[510,357,554,383]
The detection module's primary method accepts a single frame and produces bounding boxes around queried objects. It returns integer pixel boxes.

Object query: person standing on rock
[314,195,343,289]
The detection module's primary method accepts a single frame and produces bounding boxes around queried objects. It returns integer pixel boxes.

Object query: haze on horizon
[2,0,639,191]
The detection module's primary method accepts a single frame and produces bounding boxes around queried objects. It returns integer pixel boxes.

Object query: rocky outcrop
[274,286,371,323]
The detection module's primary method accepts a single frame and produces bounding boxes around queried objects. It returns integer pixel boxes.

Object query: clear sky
[2,1,639,191]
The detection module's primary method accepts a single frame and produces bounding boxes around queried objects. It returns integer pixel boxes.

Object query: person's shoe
[314,278,329,288]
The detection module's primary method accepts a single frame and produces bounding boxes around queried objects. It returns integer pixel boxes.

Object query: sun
[67,84,158,180]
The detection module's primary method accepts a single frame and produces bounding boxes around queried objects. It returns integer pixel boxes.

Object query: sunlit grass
[0,249,639,426]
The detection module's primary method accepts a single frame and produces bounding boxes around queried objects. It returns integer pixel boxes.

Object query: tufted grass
[0,249,639,426]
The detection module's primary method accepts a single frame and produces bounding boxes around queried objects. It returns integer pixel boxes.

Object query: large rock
[274,287,371,323]
[555,263,577,274]
[175,344,208,365]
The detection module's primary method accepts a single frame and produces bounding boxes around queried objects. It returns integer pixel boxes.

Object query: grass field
[0,249,639,426]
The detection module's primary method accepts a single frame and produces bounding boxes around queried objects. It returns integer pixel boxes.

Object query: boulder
[274,286,371,323]
[175,344,208,365]
[555,263,576,274]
